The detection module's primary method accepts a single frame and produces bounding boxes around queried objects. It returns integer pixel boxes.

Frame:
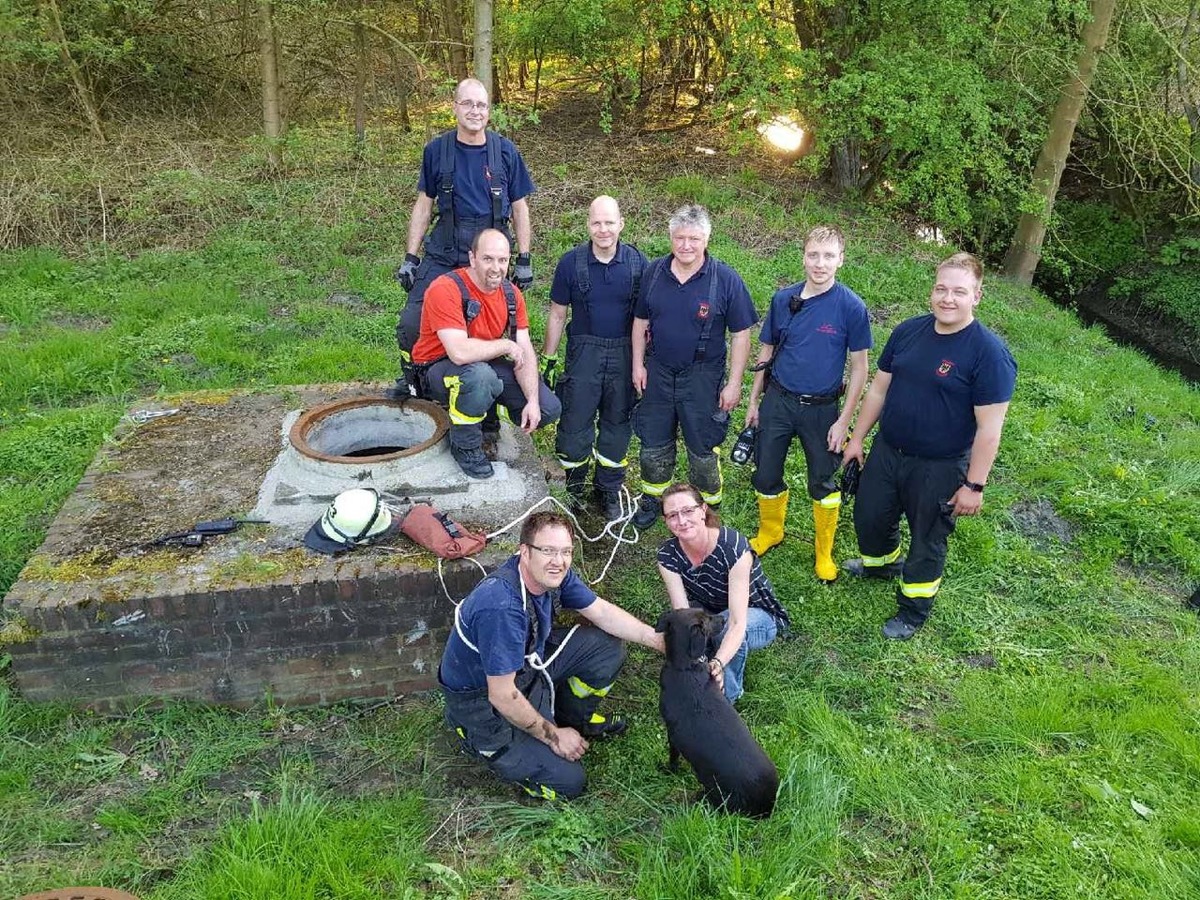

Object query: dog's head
[655,608,722,670]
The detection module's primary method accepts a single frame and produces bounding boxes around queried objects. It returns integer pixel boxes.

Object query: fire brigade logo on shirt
[937,359,954,376]
[697,302,711,319]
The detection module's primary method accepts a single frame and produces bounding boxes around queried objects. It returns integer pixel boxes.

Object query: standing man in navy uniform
[842,252,1017,640]
[542,196,648,521]
[393,78,536,397]
[630,205,758,529]
[744,225,872,581]
[439,511,663,800]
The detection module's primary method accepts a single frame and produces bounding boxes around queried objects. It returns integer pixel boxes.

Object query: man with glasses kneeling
[438,511,664,800]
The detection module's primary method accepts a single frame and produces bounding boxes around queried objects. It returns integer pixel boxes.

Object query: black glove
[396,253,421,292]
[540,354,561,390]
[839,458,861,498]
[513,253,534,290]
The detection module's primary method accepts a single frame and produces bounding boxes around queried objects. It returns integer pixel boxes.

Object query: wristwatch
[963,480,985,493]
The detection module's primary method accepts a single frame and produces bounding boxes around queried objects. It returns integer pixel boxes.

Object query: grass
[2,110,1199,898]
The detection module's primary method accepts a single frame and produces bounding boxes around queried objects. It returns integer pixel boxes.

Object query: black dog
[655,608,779,818]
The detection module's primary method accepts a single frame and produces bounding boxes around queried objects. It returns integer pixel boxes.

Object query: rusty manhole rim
[289,397,449,463]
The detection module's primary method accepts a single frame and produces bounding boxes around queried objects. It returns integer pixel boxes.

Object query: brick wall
[6,553,501,711]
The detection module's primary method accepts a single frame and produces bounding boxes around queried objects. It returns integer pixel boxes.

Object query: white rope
[437,554,488,608]
[482,483,645,586]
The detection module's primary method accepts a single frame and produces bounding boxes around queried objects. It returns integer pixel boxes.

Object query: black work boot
[481,427,501,461]
[451,444,493,479]
[564,465,589,511]
[843,556,906,579]
[596,490,623,522]
[576,711,627,740]
[884,591,932,640]
[384,374,413,401]
[633,495,661,530]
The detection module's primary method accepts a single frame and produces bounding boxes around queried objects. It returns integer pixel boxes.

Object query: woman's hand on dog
[709,658,725,693]
[550,726,589,761]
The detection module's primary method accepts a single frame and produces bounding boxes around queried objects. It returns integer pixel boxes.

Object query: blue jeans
[712,606,779,703]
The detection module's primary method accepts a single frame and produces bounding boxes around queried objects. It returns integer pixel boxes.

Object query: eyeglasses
[528,544,574,561]
[456,100,489,111]
[664,503,703,523]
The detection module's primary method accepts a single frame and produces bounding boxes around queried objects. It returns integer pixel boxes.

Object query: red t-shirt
[412,270,530,364]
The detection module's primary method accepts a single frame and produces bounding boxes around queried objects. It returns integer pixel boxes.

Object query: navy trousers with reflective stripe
[440,626,625,799]
[422,359,561,449]
[555,336,635,492]
[853,436,967,619]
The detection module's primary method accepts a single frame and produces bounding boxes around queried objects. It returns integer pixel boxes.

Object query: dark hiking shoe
[482,430,500,461]
[597,490,623,522]
[577,712,628,740]
[451,444,494,479]
[843,556,905,579]
[632,495,661,530]
[881,615,922,641]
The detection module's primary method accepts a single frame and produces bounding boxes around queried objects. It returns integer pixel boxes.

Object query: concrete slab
[1,384,552,709]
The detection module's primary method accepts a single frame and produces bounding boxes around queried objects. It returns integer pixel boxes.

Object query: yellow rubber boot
[812,498,841,582]
[749,491,789,557]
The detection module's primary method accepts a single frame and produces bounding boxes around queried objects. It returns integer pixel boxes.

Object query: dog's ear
[655,611,671,633]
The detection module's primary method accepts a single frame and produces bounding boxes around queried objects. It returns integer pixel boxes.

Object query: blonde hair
[804,225,844,252]
[937,252,983,282]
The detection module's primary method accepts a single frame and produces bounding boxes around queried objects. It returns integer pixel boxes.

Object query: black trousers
[440,626,626,799]
[555,336,635,493]
[853,436,968,623]
[751,384,841,500]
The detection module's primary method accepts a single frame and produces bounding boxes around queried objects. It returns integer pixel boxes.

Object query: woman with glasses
[657,483,790,703]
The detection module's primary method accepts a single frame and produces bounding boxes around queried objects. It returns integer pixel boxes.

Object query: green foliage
[1037,200,1144,300]
[2,124,1199,900]
[1109,235,1200,336]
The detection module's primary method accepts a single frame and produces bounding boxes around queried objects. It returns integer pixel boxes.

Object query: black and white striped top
[658,526,790,629]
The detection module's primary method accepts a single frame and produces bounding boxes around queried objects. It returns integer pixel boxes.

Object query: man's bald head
[588,195,625,257]
[454,78,489,103]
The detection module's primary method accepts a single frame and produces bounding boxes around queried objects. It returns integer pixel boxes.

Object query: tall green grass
[2,119,1199,898]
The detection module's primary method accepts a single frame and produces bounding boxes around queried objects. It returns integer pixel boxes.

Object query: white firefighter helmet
[303,488,393,554]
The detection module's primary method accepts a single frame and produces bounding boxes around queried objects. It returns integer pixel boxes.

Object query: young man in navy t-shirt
[745,225,872,581]
[842,252,1017,640]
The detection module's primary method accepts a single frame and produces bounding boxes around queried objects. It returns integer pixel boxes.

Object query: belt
[771,379,842,405]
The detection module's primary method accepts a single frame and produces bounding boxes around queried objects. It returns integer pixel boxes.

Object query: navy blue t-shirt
[634,255,758,371]
[759,281,873,395]
[550,242,648,340]
[418,133,535,219]
[439,556,596,691]
[878,314,1017,458]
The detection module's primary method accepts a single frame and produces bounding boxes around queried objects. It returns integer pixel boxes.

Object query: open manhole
[289,397,449,463]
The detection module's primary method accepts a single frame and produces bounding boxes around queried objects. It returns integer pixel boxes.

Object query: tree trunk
[474,0,493,97]
[443,0,469,80]
[1177,0,1200,188]
[41,0,106,142]
[1002,0,1117,286]
[259,0,285,170]
[533,48,544,113]
[353,2,367,153]
[389,46,412,131]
